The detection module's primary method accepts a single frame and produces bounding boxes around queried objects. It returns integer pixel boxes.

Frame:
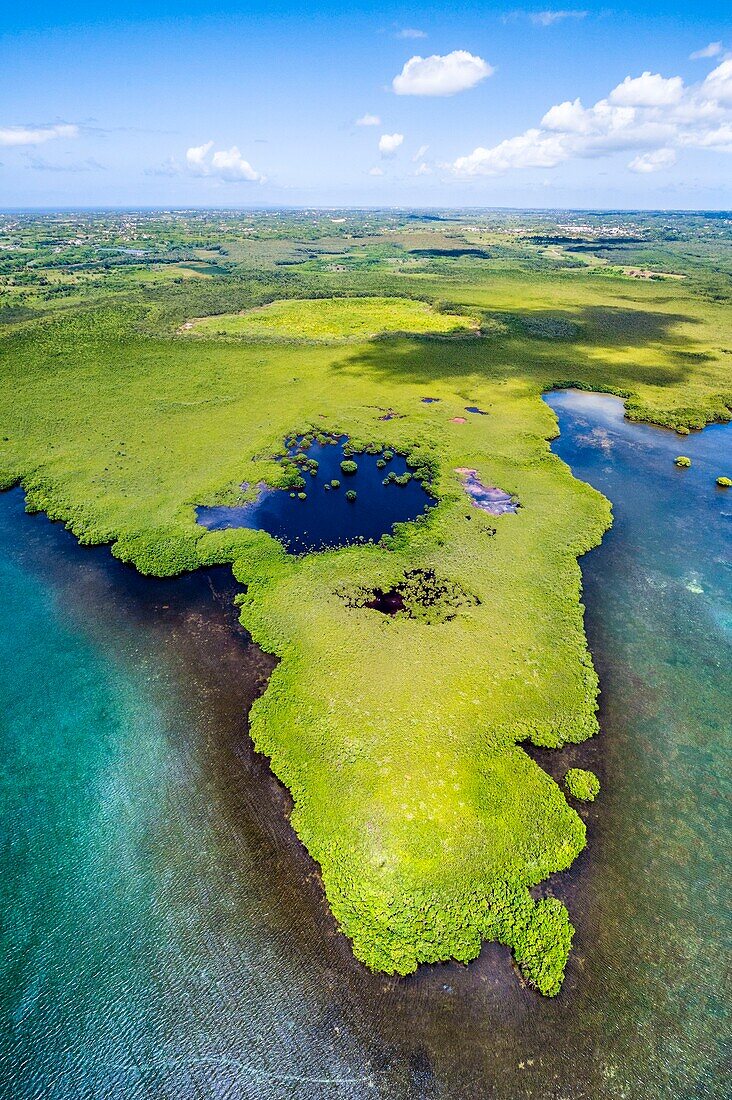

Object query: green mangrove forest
[1,209,730,995]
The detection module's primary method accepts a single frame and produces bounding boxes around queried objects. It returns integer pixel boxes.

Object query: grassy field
[1,210,730,994]
[186,295,477,340]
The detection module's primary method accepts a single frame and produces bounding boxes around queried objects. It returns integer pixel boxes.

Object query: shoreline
[4,394,729,1096]
[0,475,601,994]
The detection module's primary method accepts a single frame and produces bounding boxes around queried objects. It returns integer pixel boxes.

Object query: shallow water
[456,468,518,515]
[196,439,433,552]
[1,390,730,1099]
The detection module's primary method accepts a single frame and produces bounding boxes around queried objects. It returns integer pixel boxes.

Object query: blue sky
[1,1,730,208]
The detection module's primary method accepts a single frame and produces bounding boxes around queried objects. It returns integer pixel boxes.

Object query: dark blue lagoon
[196,438,434,552]
[1,391,730,1100]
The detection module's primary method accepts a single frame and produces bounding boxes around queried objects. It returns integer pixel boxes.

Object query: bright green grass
[1,250,730,995]
[187,295,476,341]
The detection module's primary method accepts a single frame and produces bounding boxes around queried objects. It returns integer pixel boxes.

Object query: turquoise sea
[1,391,729,1098]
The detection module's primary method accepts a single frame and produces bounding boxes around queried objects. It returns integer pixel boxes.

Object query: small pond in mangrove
[197,438,434,552]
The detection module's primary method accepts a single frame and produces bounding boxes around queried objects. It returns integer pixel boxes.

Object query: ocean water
[1,390,730,1099]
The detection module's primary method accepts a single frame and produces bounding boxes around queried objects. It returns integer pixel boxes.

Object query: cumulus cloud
[0,123,78,147]
[690,42,723,60]
[609,71,684,107]
[356,113,381,126]
[185,142,263,182]
[628,147,677,173]
[368,166,384,176]
[395,28,427,39]
[186,141,213,167]
[449,60,732,177]
[379,132,404,157]
[703,59,732,104]
[393,51,493,97]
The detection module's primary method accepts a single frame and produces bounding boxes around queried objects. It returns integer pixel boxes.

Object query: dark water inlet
[197,438,434,552]
[1,390,730,1099]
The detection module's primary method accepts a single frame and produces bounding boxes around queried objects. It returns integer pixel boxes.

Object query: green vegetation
[565,768,601,802]
[345,490,357,502]
[1,209,730,995]
[675,456,692,467]
[340,459,358,475]
[343,569,479,625]
[186,295,477,342]
[716,476,731,487]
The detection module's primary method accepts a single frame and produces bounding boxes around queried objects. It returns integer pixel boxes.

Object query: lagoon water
[1,391,730,1099]
[197,440,433,553]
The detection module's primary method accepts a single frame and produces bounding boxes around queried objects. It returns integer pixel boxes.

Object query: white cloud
[628,147,677,173]
[379,132,404,157]
[449,62,732,177]
[703,59,732,105]
[541,98,590,132]
[368,166,384,176]
[186,141,213,167]
[528,10,587,26]
[211,147,262,181]
[395,28,427,39]
[412,143,430,161]
[683,125,732,150]
[185,142,263,182]
[453,129,567,175]
[356,113,381,126]
[393,51,493,97]
[690,42,723,60]
[414,161,432,176]
[609,71,684,107]
[0,123,78,147]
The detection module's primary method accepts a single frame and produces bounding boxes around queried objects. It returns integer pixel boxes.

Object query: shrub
[564,768,600,802]
[340,459,358,475]
[716,476,731,487]
[376,459,386,469]
[346,490,357,502]
[297,491,307,500]
[330,478,340,489]
[675,456,691,467]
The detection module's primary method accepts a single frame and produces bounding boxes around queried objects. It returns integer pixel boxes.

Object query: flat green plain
[1,212,730,994]
[187,295,477,340]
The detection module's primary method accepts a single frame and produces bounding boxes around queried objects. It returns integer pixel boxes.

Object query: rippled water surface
[1,390,730,1099]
